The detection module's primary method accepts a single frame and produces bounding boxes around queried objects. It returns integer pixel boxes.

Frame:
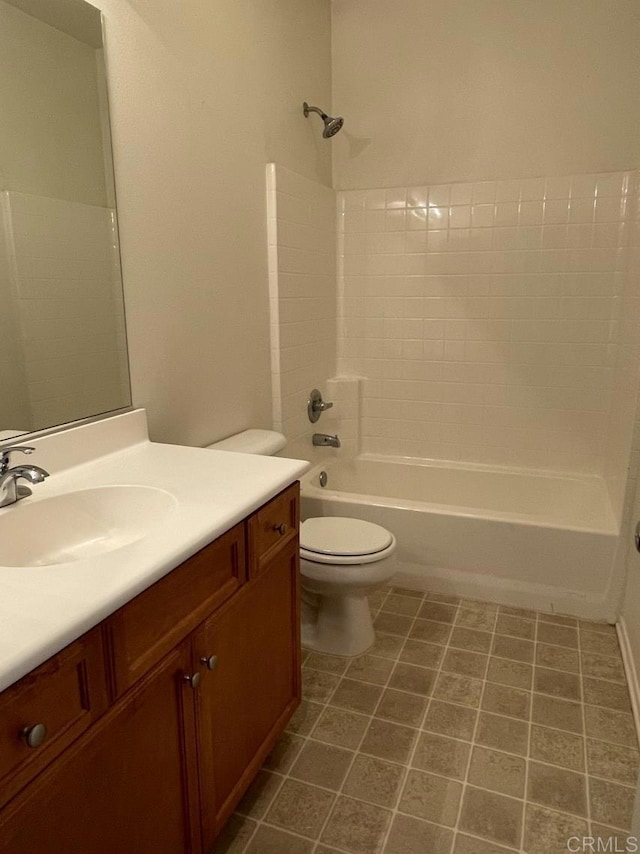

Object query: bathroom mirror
[0,0,131,440]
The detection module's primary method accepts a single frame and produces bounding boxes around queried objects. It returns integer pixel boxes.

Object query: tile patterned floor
[212,588,639,854]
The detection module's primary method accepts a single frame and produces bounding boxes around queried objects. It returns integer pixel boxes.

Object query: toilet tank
[206,429,286,456]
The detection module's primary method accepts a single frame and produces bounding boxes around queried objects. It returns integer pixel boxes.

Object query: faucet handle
[0,445,35,474]
[308,389,334,423]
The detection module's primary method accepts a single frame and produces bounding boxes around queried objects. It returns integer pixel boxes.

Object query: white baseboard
[393,563,612,621]
[616,616,640,743]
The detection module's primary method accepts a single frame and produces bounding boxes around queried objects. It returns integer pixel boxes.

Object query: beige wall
[332,0,640,190]
[0,1,107,206]
[96,0,332,446]
[267,164,337,462]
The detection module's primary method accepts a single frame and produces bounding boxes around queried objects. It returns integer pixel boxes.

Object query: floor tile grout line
[352,588,477,851]
[388,609,627,681]
[452,600,503,852]
[417,607,618,644]
[303,585,416,854]
[282,607,374,854]
[233,770,288,823]
[380,600,624,682]
[306,592,392,854]
[271,790,633,847]
[584,771,637,790]
[373,587,442,853]
[403,648,626,696]
[262,745,639,804]
[303,619,635,780]
[578,622,593,837]
[303,658,636,753]
[366,603,625,694]
[244,767,630,848]
[307,642,633,727]
[247,592,395,854]
[521,612,538,853]
[380,614,586,680]
[380,596,460,852]
[316,715,629,781]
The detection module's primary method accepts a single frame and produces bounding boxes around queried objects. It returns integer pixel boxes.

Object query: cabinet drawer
[0,627,108,808]
[106,523,245,697]
[247,482,299,578]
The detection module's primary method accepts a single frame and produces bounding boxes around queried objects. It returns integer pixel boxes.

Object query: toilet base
[301,592,375,657]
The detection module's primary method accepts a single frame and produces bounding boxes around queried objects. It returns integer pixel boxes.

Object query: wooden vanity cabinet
[0,482,301,854]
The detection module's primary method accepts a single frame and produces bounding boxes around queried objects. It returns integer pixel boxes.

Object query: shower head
[303,102,344,139]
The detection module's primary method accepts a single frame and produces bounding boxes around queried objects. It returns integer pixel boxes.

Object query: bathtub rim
[300,454,619,537]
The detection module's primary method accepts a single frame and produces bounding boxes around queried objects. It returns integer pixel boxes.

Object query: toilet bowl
[205,429,397,657]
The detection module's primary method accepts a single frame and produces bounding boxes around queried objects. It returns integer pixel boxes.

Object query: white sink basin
[0,485,177,567]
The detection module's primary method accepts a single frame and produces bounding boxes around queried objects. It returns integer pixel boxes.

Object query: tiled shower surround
[213,589,638,854]
[337,172,634,474]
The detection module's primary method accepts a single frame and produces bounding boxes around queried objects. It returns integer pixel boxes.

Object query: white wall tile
[338,171,633,474]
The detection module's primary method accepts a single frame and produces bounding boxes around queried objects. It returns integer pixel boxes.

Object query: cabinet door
[194,538,300,844]
[0,642,201,854]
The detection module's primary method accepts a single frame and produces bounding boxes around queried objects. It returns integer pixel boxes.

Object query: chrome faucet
[0,446,49,508]
[312,433,341,448]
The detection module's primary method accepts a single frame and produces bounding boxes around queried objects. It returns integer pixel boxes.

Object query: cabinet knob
[273,523,288,536]
[183,672,201,690]
[200,654,218,671]
[20,723,48,748]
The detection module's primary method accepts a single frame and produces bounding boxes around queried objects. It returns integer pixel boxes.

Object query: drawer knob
[273,523,288,536]
[20,723,48,749]
[200,654,218,671]
[183,672,201,690]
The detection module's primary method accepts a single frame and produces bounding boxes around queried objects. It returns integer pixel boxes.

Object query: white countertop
[0,412,309,692]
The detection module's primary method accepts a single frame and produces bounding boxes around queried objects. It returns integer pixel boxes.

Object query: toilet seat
[300,517,396,565]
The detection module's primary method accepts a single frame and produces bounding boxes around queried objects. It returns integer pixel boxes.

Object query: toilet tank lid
[301,517,393,557]
[206,429,286,455]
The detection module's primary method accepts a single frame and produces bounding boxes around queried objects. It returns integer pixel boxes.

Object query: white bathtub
[300,455,620,619]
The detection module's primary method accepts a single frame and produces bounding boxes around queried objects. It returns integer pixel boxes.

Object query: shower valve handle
[308,389,333,423]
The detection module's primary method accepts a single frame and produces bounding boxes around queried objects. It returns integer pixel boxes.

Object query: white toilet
[206,430,397,657]
[300,516,396,656]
